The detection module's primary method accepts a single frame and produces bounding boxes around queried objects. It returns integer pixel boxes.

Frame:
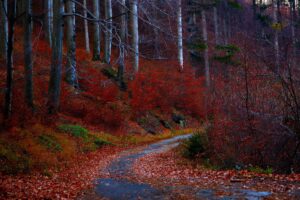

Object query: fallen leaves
[0,146,126,200]
[132,150,300,199]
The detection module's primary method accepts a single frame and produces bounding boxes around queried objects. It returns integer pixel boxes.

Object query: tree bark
[213,6,220,45]
[202,9,210,87]
[131,0,139,73]
[105,0,112,64]
[118,0,126,89]
[83,0,90,53]
[273,0,280,73]
[48,0,64,114]
[65,0,77,87]
[177,0,183,70]
[24,0,34,110]
[44,0,53,47]
[0,0,8,59]
[92,0,101,61]
[4,0,17,120]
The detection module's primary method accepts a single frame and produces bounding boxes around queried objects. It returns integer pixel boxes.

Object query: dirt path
[78,134,292,200]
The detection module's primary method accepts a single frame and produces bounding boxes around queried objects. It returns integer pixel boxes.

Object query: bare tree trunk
[290,0,297,69]
[92,0,100,61]
[202,9,210,87]
[65,0,77,87]
[83,0,90,53]
[44,0,53,47]
[48,0,64,114]
[24,0,34,110]
[273,0,280,73]
[131,0,139,73]
[4,0,17,120]
[105,0,112,64]
[118,0,126,89]
[213,6,220,45]
[177,0,183,70]
[0,0,8,59]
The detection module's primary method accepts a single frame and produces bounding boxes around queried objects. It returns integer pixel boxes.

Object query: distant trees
[104,0,112,64]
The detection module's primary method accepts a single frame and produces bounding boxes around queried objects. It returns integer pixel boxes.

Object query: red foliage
[129,64,204,118]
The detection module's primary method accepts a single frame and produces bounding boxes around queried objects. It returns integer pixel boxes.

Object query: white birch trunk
[202,9,210,87]
[105,0,112,64]
[177,0,184,70]
[92,0,101,60]
[132,0,139,73]
[83,0,90,53]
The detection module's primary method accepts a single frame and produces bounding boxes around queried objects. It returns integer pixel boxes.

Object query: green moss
[58,124,89,139]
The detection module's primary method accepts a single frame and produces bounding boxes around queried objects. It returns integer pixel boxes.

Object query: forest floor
[77,134,300,200]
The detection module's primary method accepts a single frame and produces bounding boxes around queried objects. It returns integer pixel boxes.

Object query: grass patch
[248,166,273,174]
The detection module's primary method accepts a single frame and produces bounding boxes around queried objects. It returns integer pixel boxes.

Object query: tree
[4,0,17,120]
[92,0,101,61]
[0,0,8,59]
[177,0,184,70]
[48,0,64,114]
[118,0,127,89]
[105,0,112,64]
[24,0,34,110]
[65,0,77,87]
[44,0,53,47]
[202,9,210,87]
[83,0,90,53]
[131,0,139,72]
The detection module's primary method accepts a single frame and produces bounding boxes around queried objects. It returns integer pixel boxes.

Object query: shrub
[0,141,31,174]
[58,124,89,139]
[38,135,62,152]
[183,131,209,159]
[248,166,273,174]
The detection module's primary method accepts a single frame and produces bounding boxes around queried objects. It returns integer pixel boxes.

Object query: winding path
[80,134,272,200]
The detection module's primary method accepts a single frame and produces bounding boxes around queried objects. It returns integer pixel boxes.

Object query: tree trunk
[24,0,34,110]
[0,0,8,59]
[4,0,17,120]
[273,0,280,73]
[118,0,126,90]
[213,6,220,45]
[92,0,100,61]
[65,0,77,87]
[131,0,139,73]
[202,9,210,87]
[177,0,183,70]
[48,0,64,114]
[44,0,53,47]
[105,0,112,64]
[83,0,90,53]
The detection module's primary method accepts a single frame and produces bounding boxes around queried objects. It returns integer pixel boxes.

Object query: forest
[1,0,300,199]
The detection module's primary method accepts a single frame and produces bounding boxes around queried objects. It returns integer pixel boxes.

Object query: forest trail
[78,135,272,200]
